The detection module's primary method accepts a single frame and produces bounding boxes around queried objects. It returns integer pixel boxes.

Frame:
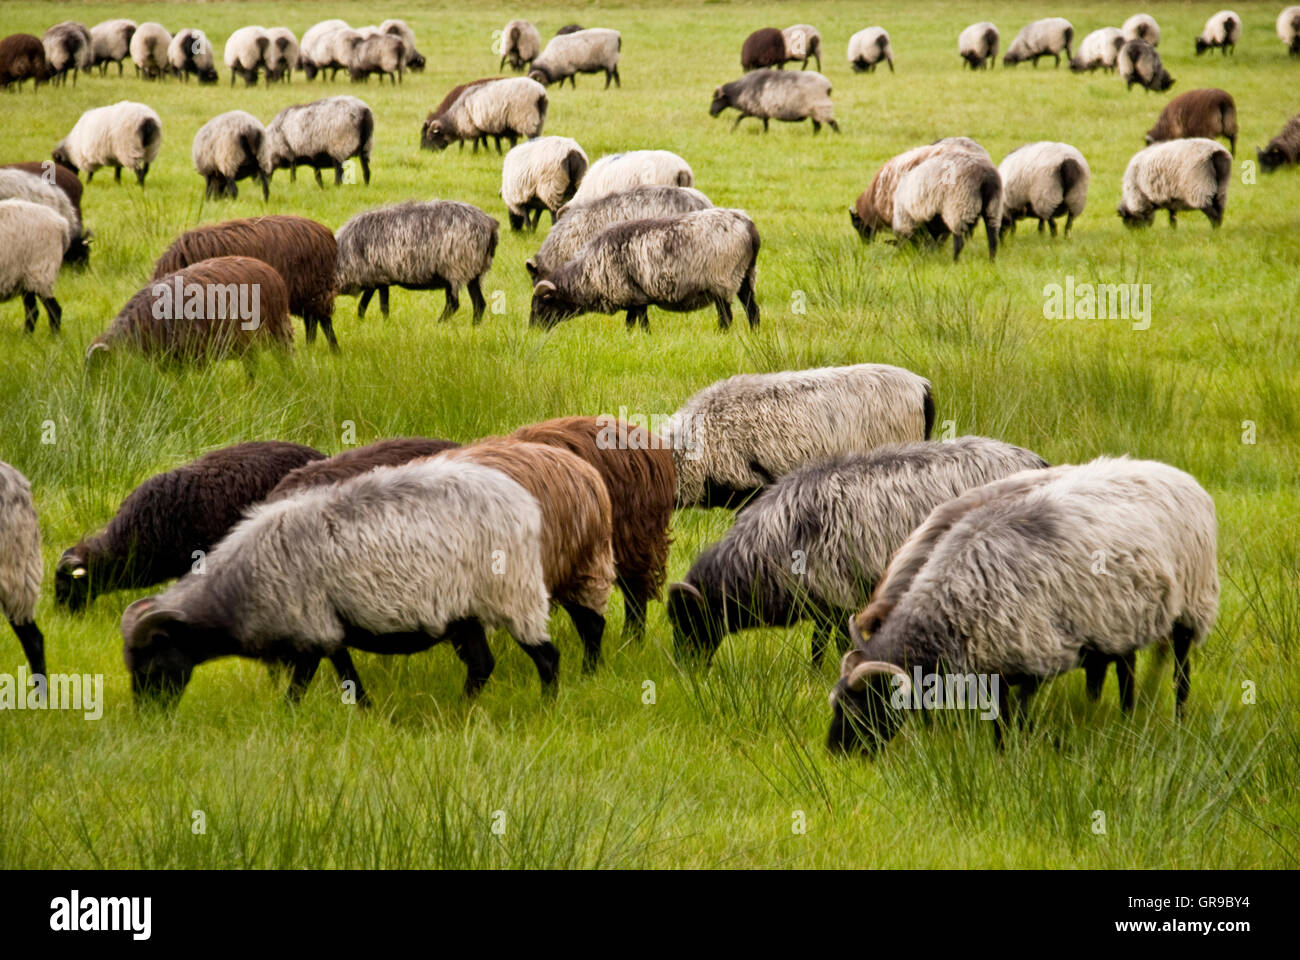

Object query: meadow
[0,0,1296,868]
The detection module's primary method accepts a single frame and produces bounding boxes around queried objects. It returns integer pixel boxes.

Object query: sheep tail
[139,117,161,151]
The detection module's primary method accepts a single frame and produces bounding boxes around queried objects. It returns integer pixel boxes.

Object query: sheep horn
[667,580,703,602]
[846,660,911,696]
[533,279,557,295]
[120,597,181,645]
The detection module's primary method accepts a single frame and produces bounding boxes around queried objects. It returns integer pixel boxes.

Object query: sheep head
[121,598,197,709]
[826,647,911,755]
[54,548,93,611]
[528,279,579,328]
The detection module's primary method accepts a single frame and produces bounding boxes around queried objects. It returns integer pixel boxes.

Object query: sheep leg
[284,656,321,703]
[379,286,390,317]
[731,114,745,132]
[810,621,833,667]
[516,639,560,693]
[204,174,220,199]
[561,602,605,673]
[1037,219,1046,233]
[714,296,733,330]
[113,166,121,183]
[448,619,495,696]
[333,161,344,185]
[438,286,458,322]
[827,120,840,134]
[9,619,45,677]
[329,650,370,707]
[1168,210,1177,227]
[1064,212,1075,237]
[1083,651,1107,701]
[22,293,38,332]
[317,313,339,351]
[467,278,486,323]
[313,167,324,188]
[763,118,770,132]
[952,231,965,262]
[357,288,374,318]
[619,583,648,642]
[612,66,620,87]
[259,172,270,201]
[42,296,61,333]
[1047,218,1058,238]
[1117,652,1137,714]
[992,676,1011,748]
[624,305,648,330]
[136,163,149,187]
[738,269,759,328]
[1172,624,1194,719]
[360,154,370,185]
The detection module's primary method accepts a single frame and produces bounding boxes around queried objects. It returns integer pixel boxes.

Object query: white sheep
[1070,27,1125,72]
[264,27,299,81]
[1197,10,1241,55]
[528,28,621,88]
[193,111,271,200]
[1279,7,1300,54]
[998,141,1089,237]
[1122,14,1161,46]
[501,136,589,230]
[847,27,894,73]
[1118,137,1231,227]
[42,22,93,86]
[299,19,350,79]
[892,141,1002,260]
[90,19,136,76]
[568,150,694,205]
[52,101,162,187]
[500,19,542,71]
[958,22,999,69]
[0,461,45,677]
[224,25,270,86]
[129,22,172,79]
[1003,17,1073,67]
[167,28,218,83]
[421,77,548,154]
[0,199,67,332]
[0,169,88,263]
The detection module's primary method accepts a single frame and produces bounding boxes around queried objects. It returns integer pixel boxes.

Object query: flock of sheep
[0,7,1291,752]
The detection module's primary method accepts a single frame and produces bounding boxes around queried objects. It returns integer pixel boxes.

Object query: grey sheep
[710,70,839,133]
[90,19,136,76]
[420,77,548,153]
[668,437,1048,667]
[380,19,425,70]
[335,200,498,322]
[501,136,589,230]
[349,33,405,84]
[1118,138,1231,228]
[1118,39,1174,92]
[528,28,621,88]
[0,199,66,332]
[1003,17,1073,67]
[1257,112,1300,171]
[1196,10,1241,55]
[500,19,541,71]
[266,95,374,187]
[958,22,999,68]
[0,168,90,264]
[892,140,1002,260]
[129,22,171,79]
[168,28,218,83]
[52,100,162,187]
[0,461,45,677]
[997,141,1089,238]
[192,110,271,200]
[42,22,93,86]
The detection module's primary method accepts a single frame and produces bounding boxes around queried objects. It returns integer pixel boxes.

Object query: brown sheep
[741,28,787,70]
[1146,88,1238,156]
[0,34,52,91]
[265,437,461,500]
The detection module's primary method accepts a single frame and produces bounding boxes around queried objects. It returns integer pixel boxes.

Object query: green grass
[1,0,1297,868]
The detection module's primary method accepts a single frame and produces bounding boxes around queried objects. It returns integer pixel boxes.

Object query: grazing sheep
[668,437,1048,666]
[422,78,497,152]
[851,140,955,240]
[168,28,218,83]
[662,364,934,509]
[741,27,787,70]
[958,22,999,69]
[1122,14,1161,46]
[56,441,323,612]
[0,34,51,91]
[782,25,823,70]
[88,256,294,364]
[437,440,616,671]
[526,184,712,280]
[1257,112,1300,171]
[1070,27,1125,72]
[264,27,299,81]
[1279,6,1300,54]
[528,28,621,88]
[1197,10,1241,55]
[500,19,542,71]
[1,161,84,237]
[997,141,1090,238]
[266,95,374,186]
[90,19,136,76]
[829,458,1219,754]
[267,438,460,501]
[1119,39,1174,92]
[380,19,425,70]
[1003,18,1073,67]
[710,70,839,133]
[349,33,405,84]
[192,111,271,200]
[511,416,676,642]
[556,25,584,36]
[153,216,339,348]
[1146,88,1238,156]
[502,136,589,230]
[42,22,93,86]
[0,168,89,264]
[568,150,694,205]
[129,22,172,79]
[892,141,1002,260]
[52,101,162,187]
[421,77,547,153]
[529,208,759,332]
[224,25,270,86]
[0,200,66,332]
[121,458,559,708]
[299,19,350,80]
[335,200,498,322]
[848,27,893,73]
[1,461,44,677]
[1118,137,1231,227]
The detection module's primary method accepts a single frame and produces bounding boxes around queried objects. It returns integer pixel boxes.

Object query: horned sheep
[997,141,1090,238]
[0,461,45,677]
[1117,138,1231,228]
[710,70,839,133]
[52,101,162,187]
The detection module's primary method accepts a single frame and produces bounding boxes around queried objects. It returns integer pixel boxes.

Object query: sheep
[997,141,1090,238]
[1118,137,1231,227]
[120,458,560,708]
[422,78,497,152]
[782,25,823,70]
[1279,6,1300,54]
[1003,18,1073,67]
[530,208,759,333]
[710,70,839,134]
[526,184,712,281]
[1197,11,1241,55]
[349,33,405,84]
[0,461,44,677]
[129,22,172,80]
[90,19,135,76]
[0,169,89,264]
[528,28,621,88]
[500,19,542,71]
[847,27,893,73]
[0,200,66,332]
[1118,38,1174,92]
[568,150,694,205]
[335,200,498,323]
[958,22,999,69]
[266,95,374,187]
[267,439,460,501]
[849,138,983,241]
[1070,27,1125,72]
[87,256,294,365]
[299,19,350,80]
[502,136,589,230]
[52,101,162,187]
[56,441,323,613]
[892,141,1002,260]
[153,216,338,348]
[380,19,425,70]
[829,457,1219,754]
[661,364,933,509]
[741,28,787,70]
[1257,112,1300,171]
[511,416,675,642]
[0,34,51,91]
[556,25,584,36]
[168,28,218,83]
[224,25,270,86]
[42,22,93,86]
[436,440,616,671]
[668,437,1049,667]
[263,27,299,82]
[1,161,84,235]
[1122,14,1161,46]
[1146,89,1238,156]
[421,77,547,153]
[192,111,272,200]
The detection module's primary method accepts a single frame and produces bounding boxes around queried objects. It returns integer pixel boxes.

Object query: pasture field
[0,0,1296,869]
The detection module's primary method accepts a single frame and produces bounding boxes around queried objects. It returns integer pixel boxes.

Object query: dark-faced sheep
[851,140,960,241]
[1003,18,1073,67]
[380,20,425,70]
[1197,11,1241,55]
[0,199,66,332]
[710,71,839,133]
[847,27,892,73]
[1118,138,1231,228]
[90,20,136,76]
[56,441,323,612]
[958,22,999,69]
[1119,39,1174,92]
[1070,28,1124,72]
[350,34,405,84]
[1279,7,1300,54]
[0,168,90,264]
[892,140,1002,260]
[1257,112,1300,171]
[528,28,621,88]
[421,77,547,153]
[502,136,589,230]
[224,26,270,86]
[1,461,44,677]
[266,438,461,501]
[500,19,541,71]
[264,28,299,81]
[741,28,787,70]
[43,22,93,86]
[129,22,171,80]
[1146,89,1238,156]
[153,216,339,348]
[168,28,219,83]
[52,101,162,187]
[0,34,52,91]
[192,111,271,200]
[829,458,1218,754]
[266,96,374,187]
[998,141,1089,238]
[1122,14,1161,46]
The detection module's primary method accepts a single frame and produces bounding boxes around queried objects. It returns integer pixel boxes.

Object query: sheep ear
[524,258,539,281]
[846,660,910,696]
[533,279,557,296]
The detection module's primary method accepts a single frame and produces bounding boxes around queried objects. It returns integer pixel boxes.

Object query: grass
[0,0,1297,868]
